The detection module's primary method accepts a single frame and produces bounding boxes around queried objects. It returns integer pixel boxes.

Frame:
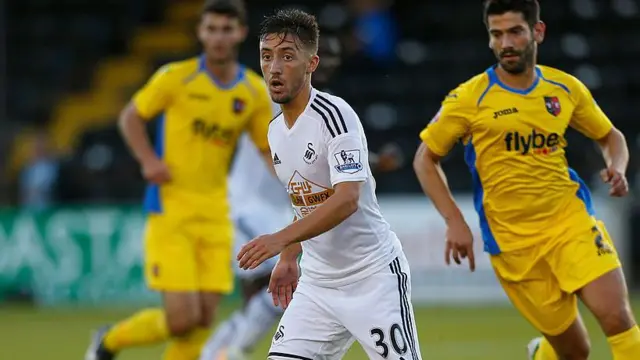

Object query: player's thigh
[269,283,353,360]
[551,221,634,335]
[548,220,622,294]
[196,221,234,295]
[144,214,199,292]
[343,256,422,360]
[491,251,578,336]
[542,314,591,359]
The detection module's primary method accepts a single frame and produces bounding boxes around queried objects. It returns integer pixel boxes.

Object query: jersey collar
[198,54,245,89]
[486,64,541,95]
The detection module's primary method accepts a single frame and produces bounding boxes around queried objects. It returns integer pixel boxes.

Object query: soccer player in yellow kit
[413,1,640,359]
[84,1,274,360]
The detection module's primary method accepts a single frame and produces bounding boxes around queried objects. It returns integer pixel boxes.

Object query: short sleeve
[132,64,177,120]
[246,83,274,152]
[419,87,474,156]
[569,79,613,140]
[321,100,368,186]
[328,134,368,186]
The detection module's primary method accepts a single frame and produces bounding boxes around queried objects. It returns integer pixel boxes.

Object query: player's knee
[563,341,590,360]
[166,313,200,337]
[198,292,223,328]
[163,292,203,336]
[553,336,590,360]
[198,310,215,328]
[597,302,636,335]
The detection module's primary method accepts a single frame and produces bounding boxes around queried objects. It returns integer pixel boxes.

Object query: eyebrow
[261,45,297,52]
[490,25,524,33]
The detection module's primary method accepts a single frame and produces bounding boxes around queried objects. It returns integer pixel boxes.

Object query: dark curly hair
[483,0,540,28]
[259,8,320,53]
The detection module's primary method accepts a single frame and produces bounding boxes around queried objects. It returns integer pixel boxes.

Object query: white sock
[230,290,284,352]
[200,312,243,360]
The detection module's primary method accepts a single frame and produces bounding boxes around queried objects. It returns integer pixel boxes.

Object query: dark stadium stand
[5,0,640,202]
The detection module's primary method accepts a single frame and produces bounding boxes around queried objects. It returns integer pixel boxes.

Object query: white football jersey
[228,133,290,219]
[268,88,402,287]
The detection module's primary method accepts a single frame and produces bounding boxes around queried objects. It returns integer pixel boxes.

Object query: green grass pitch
[2,299,639,359]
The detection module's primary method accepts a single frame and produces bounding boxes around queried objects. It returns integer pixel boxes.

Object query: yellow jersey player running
[85,1,274,360]
[413,1,640,359]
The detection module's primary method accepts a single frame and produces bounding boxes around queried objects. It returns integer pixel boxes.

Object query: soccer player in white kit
[237,9,422,360]
[200,33,405,360]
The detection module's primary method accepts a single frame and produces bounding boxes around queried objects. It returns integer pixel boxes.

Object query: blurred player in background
[198,119,291,360]
[413,0,640,359]
[85,1,276,359]
[200,31,404,360]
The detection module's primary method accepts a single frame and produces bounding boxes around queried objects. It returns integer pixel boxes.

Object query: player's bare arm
[279,216,302,259]
[267,242,302,310]
[595,127,629,197]
[237,181,361,270]
[118,102,171,184]
[413,143,475,271]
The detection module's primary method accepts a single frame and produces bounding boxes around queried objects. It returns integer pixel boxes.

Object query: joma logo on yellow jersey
[493,107,518,119]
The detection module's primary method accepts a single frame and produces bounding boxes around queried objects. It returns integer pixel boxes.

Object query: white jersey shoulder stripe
[315,94,348,135]
[269,111,283,124]
[310,95,348,138]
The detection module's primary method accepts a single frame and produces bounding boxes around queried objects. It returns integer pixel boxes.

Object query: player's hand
[237,233,288,270]
[375,143,404,173]
[141,157,171,184]
[445,217,476,272]
[268,259,299,310]
[600,167,628,197]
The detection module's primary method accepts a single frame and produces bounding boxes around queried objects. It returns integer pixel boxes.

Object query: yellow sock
[103,308,170,352]
[163,327,212,360]
[534,338,559,360]
[608,325,640,360]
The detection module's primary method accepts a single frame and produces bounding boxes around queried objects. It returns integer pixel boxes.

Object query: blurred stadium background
[1,0,640,359]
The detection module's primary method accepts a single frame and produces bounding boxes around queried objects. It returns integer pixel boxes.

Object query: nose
[269,58,283,75]
[501,35,516,49]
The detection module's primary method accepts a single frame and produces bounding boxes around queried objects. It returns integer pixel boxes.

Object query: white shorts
[268,255,422,360]
[233,206,290,280]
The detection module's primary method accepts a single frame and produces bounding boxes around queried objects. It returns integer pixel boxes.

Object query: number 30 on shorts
[370,323,408,358]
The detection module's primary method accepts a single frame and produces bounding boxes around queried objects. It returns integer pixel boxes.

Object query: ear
[533,21,546,44]
[486,29,494,51]
[308,54,319,74]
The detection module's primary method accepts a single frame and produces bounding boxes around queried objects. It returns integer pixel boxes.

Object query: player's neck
[282,83,313,129]
[204,59,239,86]
[495,65,538,90]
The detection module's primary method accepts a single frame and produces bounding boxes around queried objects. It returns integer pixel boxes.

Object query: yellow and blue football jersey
[133,55,273,221]
[420,65,613,254]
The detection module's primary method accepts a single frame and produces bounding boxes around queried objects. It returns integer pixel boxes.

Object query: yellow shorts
[491,220,621,335]
[144,213,234,293]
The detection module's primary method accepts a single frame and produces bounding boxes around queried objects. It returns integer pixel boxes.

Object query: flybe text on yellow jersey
[420,65,612,254]
[134,55,273,220]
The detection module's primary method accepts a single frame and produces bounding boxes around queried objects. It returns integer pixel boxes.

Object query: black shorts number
[370,323,408,358]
